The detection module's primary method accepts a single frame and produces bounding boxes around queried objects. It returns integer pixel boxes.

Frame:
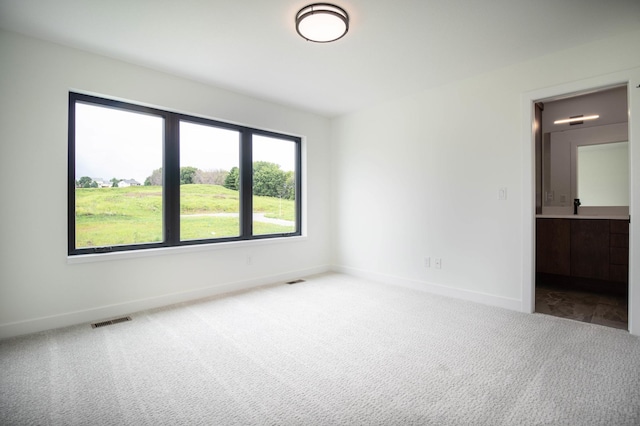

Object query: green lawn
[75,185,295,248]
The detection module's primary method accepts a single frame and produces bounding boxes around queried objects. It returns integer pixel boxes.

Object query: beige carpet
[1,273,639,425]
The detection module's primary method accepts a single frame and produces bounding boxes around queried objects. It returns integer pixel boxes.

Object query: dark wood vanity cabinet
[536,219,570,276]
[536,218,629,289]
[570,219,610,281]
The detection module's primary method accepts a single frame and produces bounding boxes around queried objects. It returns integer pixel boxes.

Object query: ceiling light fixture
[296,3,349,43]
[554,114,599,125]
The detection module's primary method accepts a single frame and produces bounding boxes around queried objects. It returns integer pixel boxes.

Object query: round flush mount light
[296,3,349,43]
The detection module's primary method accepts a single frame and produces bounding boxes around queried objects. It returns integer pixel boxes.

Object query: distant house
[118,179,141,188]
[93,178,111,188]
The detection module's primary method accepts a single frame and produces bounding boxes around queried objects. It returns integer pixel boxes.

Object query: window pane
[74,103,163,248]
[252,135,297,235]
[69,93,301,255]
[180,121,240,241]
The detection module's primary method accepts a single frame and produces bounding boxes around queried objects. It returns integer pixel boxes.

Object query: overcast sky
[75,103,295,184]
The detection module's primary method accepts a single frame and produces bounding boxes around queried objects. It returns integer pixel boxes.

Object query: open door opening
[535,84,630,330]
[532,85,629,330]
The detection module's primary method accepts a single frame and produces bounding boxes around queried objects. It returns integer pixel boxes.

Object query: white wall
[0,30,332,338]
[331,30,640,316]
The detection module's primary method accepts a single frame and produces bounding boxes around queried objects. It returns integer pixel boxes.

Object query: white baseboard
[332,265,522,312]
[0,265,330,340]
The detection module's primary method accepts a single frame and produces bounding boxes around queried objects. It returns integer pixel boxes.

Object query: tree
[180,166,198,185]
[223,163,294,198]
[253,161,286,198]
[145,168,163,186]
[224,167,240,191]
[194,169,228,185]
[110,177,121,188]
[77,176,95,188]
[281,171,295,200]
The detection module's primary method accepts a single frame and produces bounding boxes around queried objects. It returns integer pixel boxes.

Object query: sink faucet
[573,198,581,215]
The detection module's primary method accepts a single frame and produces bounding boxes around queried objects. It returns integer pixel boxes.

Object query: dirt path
[181,212,294,227]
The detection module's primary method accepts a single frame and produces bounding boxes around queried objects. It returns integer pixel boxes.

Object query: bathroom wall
[542,87,629,210]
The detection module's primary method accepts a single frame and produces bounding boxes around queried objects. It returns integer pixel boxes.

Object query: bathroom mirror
[541,122,628,213]
[577,141,628,206]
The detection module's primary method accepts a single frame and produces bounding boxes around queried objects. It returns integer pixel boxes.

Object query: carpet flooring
[1,273,639,425]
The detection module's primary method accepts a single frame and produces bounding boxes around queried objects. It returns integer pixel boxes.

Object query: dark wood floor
[535,284,628,330]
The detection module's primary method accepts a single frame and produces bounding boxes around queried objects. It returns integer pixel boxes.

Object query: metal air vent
[91,316,132,328]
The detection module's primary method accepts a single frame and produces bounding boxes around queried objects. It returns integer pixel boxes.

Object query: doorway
[534,86,629,329]
[521,69,640,335]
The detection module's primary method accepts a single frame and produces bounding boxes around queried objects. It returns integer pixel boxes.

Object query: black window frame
[68,92,302,256]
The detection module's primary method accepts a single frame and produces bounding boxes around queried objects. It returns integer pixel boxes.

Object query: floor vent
[91,316,132,329]
[287,279,306,285]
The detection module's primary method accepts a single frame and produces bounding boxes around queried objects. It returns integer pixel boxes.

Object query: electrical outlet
[434,258,442,269]
[424,257,431,268]
[498,187,507,200]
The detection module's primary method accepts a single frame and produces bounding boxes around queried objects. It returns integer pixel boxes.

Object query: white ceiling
[1,0,639,117]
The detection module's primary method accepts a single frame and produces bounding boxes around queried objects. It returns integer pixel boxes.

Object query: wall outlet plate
[498,187,507,200]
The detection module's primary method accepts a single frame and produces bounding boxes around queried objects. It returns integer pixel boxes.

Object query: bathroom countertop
[535,214,629,220]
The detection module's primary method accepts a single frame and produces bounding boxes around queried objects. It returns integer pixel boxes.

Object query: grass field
[75,184,296,248]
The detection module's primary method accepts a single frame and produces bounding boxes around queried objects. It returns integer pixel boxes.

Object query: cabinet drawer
[610,247,629,265]
[610,233,629,248]
[610,220,629,234]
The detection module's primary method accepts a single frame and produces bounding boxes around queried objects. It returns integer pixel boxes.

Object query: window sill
[67,235,308,264]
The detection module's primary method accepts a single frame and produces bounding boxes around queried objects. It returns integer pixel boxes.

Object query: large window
[68,93,301,255]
